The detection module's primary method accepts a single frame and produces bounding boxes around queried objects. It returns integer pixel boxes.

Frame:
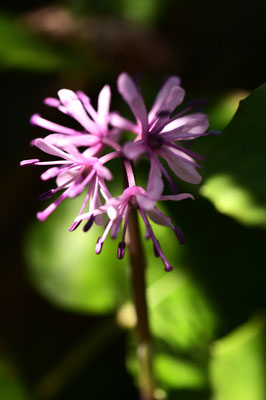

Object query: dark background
[1,1,266,399]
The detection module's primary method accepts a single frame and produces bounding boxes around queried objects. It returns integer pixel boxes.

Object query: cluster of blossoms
[21,73,212,272]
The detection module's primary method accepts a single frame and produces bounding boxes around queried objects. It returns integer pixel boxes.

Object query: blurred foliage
[0,356,29,400]
[0,12,80,71]
[210,316,266,400]
[22,77,266,399]
[201,84,266,229]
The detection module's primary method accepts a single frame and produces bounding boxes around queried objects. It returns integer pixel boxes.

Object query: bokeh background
[1,1,266,399]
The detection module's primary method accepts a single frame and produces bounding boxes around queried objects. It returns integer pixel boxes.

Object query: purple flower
[31,85,120,156]
[75,166,194,271]
[112,73,209,187]
[20,138,119,226]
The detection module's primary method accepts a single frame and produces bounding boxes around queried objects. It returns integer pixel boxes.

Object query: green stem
[126,207,156,400]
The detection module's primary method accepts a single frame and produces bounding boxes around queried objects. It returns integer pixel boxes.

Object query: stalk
[126,206,156,400]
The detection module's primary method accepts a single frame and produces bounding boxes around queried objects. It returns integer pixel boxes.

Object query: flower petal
[30,114,83,135]
[34,139,75,161]
[148,76,182,122]
[160,151,202,184]
[160,193,194,201]
[97,85,111,127]
[117,73,148,135]
[109,112,139,134]
[44,133,99,147]
[146,208,172,226]
[136,194,155,210]
[58,89,98,134]
[162,113,209,139]
[147,158,164,200]
[123,140,145,160]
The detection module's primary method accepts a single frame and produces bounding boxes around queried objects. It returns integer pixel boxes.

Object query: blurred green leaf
[148,272,217,351]
[0,12,79,71]
[0,357,29,400]
[201,83,266,229]
[210,315,266,400]
[25,196,129,314]
[155,353,206,390]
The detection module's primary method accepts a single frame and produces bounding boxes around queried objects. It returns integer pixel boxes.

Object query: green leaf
[0,357,29,400]
[210,315,266,400]
[0,12,79,71]
[155,353,206,390]
[24,196,130,314]
[201,83,266,228]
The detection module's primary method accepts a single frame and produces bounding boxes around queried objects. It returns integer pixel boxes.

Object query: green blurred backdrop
[1,1,266,399]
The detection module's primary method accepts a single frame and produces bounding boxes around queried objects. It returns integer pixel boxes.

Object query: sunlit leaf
[210,315,266,400]
[201,83,266,229]
[155,353,206,390]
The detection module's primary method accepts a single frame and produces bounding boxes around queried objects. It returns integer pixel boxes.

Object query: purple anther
[174,226,185,244]
[153,244,160,258]
[117,241,126,259]
[164,264,173,272]
[38,189,56,201]
[69,220,82,232]
[83,215,94,232]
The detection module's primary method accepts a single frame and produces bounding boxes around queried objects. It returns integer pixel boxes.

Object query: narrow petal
[58,89,98,134]
[30,114,83,135]
[147,158,164,200]
[123,140,145,160]
[135,194,155,210]
[43,97,61,107]
[56,170,80,187]
[117,73,148,135]
[160,193,194,201]
[97,85,111,127]
[146,208,172,226]
[44,133,99,147]
[148,76,183,122]
[34,139,76,161]
[161,151,202,184]
[162,114,209,139]
[109,112,139,134]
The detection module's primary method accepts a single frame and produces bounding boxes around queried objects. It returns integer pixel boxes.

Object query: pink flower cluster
[21,73,211,271]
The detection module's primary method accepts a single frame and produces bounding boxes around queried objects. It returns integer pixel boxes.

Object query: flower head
[21,74,214,272]
[112,73,210,188]
[75,179,193,271]
[31,85,119,156]
[20,138,118,226]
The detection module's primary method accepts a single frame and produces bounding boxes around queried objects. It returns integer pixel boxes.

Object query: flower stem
[126,206,156,400]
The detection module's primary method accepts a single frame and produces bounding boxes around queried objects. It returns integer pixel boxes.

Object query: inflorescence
[21,73,214,271]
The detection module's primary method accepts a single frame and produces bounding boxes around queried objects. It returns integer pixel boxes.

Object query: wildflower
[75,161,193,271]
[20,138,119,226]
[31,85,120,156]
[112,73,209,188]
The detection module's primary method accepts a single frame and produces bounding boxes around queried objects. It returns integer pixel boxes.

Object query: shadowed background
[1,1,266,399]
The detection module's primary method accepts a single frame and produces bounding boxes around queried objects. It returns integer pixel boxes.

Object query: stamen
[69,220,82,232]
[139,208,173,272]
[117,241,126,259]
[83,215,94,232]
[38,189,56,201]
[20,159,40,166]
[174,226,185,244]
[95,237,103,254]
